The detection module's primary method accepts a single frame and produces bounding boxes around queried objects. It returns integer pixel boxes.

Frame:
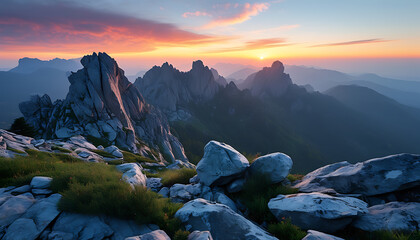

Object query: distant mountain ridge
[10,57,81,73]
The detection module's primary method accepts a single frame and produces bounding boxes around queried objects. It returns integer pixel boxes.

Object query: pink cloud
[0,1,225,53]
[202,3,270,29]
[310,39,391,47]
[182,11,212,18]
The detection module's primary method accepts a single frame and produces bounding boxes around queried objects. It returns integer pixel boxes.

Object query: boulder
[302,230,344,240]
[188,230,213,240]
[353,201,420,231]
[249,153,292,184]
[268,192,368,232]
[158,187,169,198]
[125,230,170,240]
[102,216,158,240]
[197,141,249,187]
[146,178,163,192]
[105,145,124,158]
[294,154,420,196]
[52,212,114,240]
[116,163,147,187]
[226,178,245,193]
[175,198,278,240]
[2,218,38,240]
[0,194,35,230]
[166,159,196,169]
[10,185,31,195]
[170,184,201,203]
[30,176,52,189]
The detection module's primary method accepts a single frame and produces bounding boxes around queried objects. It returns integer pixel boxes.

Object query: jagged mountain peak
[20,52,188,163]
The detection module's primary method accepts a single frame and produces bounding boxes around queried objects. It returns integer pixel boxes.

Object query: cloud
[310,39,391,47]
[208,38,291,53]
[183,11,212,18]
[0,0,225,53]
[202,3,269,29]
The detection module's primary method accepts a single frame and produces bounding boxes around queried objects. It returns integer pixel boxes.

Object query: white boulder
[175,198,278,240]
[116,163,147,187]
[268,192,368,232]
[197,141,249,187]
[249,153,293,183]
[30,176,52,189]
[302,230,344,240]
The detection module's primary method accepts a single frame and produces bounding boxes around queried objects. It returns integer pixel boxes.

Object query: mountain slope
[10,57,81,73]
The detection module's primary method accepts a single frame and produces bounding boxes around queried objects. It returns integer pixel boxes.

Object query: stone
[125,230,171,240]
[48,231,74,240]
[10,185,31,195]
[2,218,38,240]
[158,187,169,198]
[30,176,52,189]
[188,230,213,240]
[116,163,147,187]
[166,160,196,169]
[31,188,53,195]
[170,184,201,203]
[353,201,420,231]
[146,178,163,192]
[294,154,420,196]
[249,153,293,183]
[302,230,344,240]
[268,192,368,232]
[226,178,245,193]
[0,194,35,230]
[52,212,114,240]
[189,175,200,184]
[196,141,249,187]
[175,198,278,240]
[213,192,238,212]
[105,145,124,158]
[101,216,158,240]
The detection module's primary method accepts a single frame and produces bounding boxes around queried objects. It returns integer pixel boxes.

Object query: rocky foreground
[1,129,419,239]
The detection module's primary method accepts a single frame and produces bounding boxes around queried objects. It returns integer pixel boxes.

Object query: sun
[259,56,264,60]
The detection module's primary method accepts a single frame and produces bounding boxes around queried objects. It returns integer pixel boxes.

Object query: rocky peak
[240,60,293,98]
[20,52,188,163]
[134,60,223,121]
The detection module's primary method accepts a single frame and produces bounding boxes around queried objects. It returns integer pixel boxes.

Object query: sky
[0,0,419,79]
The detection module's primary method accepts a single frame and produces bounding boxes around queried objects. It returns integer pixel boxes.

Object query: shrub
[286,174,304,182]
[173,230,190,240]
[267,220,306,240]
[236,173,298,223]
[9,117,35,137]
[160,168,197,187]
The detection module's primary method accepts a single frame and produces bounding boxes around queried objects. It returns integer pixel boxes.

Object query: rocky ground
[0,130,419,240]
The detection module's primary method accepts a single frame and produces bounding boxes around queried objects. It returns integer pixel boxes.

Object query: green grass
[51,146,72,153]
[91,149,116,158]
[6,147,26,154]
[234,173,298,223]
[267,220,306,240]
[159,168,197,187]
[122,151,156,163]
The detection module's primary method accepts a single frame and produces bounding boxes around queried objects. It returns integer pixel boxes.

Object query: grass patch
[160,168,197,187]
[51,146,72,153]
[122,151,156,163]
[268,220,306,240]
[6,147,26,154]
[235,173,298,223]
[0,149,185,237]
[286,174,304,183]
[91,149,115,158]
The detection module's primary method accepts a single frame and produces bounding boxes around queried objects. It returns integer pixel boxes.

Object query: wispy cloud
[0,0,225,53]
[208,38,291,53]
[310,39,391,47]
[183,11,212,18]
[198,3,269,29]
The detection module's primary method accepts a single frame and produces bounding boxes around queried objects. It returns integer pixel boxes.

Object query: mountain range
[4,54,420,172]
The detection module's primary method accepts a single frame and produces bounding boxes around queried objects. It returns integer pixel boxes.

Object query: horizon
[1,0,419,80]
